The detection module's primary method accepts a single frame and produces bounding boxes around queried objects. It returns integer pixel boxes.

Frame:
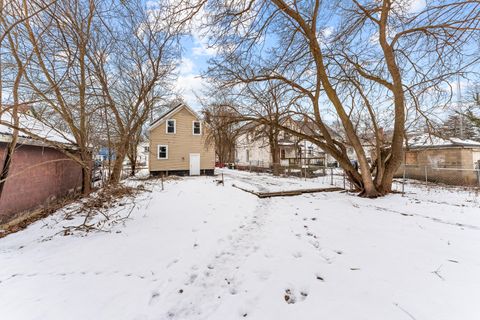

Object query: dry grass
[0,194,81,239]
[61,184,142,235]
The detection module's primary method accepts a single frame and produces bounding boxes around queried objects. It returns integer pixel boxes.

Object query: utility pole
[457,76,464,139]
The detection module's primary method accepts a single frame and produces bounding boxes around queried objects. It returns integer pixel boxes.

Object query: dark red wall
[0,142,83,224]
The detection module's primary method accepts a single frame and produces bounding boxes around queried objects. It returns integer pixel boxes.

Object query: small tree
[202,102,241,165]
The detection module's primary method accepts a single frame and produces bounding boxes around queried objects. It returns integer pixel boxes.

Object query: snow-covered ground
[1,169,480,320]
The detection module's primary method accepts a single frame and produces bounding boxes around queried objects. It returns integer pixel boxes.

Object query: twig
[393,303,417,320]
[431,265,445,281]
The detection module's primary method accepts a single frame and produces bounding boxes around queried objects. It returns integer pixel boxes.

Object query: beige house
[148,104,215,176]
[397,133,480,186]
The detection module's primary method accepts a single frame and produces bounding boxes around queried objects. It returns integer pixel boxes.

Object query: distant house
[136,142,150,167]
[0,111,83,225]
[398,133,480,185]
[234,118,329,169]
[148,103,215,176]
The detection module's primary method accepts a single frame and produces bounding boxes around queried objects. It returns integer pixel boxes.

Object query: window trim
[157,145,168,160]
[166,119,176,134]
[192,120,202,135]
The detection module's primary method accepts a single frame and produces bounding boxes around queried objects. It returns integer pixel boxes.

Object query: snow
[408,133,480,148]
[0,111,74,146]
[1,169,480,319]
[225,168,335,192]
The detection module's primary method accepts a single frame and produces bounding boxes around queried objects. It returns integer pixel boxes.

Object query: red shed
[0,112,83,224]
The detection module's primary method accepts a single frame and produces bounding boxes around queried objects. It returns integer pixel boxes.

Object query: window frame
[157,145,168,160]
[166,119,176,134]
[192,120,202,135]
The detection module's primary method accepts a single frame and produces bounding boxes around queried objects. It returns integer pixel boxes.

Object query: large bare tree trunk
[269,136,280,176]
[109,140,128,184]
[81,155,92,195]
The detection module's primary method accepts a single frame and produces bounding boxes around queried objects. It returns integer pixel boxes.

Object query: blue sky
[175,33,213,111]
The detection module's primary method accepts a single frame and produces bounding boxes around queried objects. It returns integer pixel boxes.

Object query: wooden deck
[232,184,343,198]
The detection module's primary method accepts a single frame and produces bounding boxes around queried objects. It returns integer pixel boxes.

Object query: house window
[166,119,176,134]
[193,121,201,135]
[308,146,313,156]
[284,132,290,140]
[144,146,149,152]
[280,149,286,159]
[157,145,168,159]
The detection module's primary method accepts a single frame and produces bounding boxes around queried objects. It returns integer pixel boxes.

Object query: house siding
[397,147,480,186]
[235,133,272,167]
[149,107,215,173]
[0,142,83,224]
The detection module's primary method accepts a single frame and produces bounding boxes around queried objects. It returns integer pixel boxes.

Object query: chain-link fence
[392,164,480,193]
[233,162,480,194]
[233,162,355,189]
[234,161,331,178]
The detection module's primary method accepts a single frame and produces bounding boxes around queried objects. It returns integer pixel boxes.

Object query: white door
[189,153,200,176]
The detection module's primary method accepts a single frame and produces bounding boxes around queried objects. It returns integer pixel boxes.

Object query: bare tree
[234,80,296,175]
[197,0,480,197]
[17,0,101,194]
[201,101,241,165]
[88,0,181,183]
[0,0,55,196]
[126,129,142,176]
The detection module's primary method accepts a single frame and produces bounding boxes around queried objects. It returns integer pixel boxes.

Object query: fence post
[330,167,333,185]
[402,165,406,197]
[161,174,164,191]
[424,166,428,187]
[343,171,346,190]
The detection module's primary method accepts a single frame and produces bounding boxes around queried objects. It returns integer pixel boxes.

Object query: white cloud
[178,57,195,75]
[175,73,205,109]
[392,0,426,14]
[409,0,426,13]
[322,26,334,38]
[188,5,218,57]
[192,42,217,56]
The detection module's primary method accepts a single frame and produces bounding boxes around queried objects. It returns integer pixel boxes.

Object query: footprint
[185,273,197,285]
[292,251,303,258]
[315,273,325,281]
[299,291,309,301]
[149,291,160,305]
[284,289,296,304]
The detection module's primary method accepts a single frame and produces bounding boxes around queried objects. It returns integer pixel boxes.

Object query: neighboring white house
[234,118,330,168]
[137,141,150,166]
[234,118,380,169]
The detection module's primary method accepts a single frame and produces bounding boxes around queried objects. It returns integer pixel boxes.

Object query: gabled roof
[148,103,199,131]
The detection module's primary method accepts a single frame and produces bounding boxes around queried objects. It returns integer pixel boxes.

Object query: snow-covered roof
[0,111,76,147]
[407,133,480,149]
